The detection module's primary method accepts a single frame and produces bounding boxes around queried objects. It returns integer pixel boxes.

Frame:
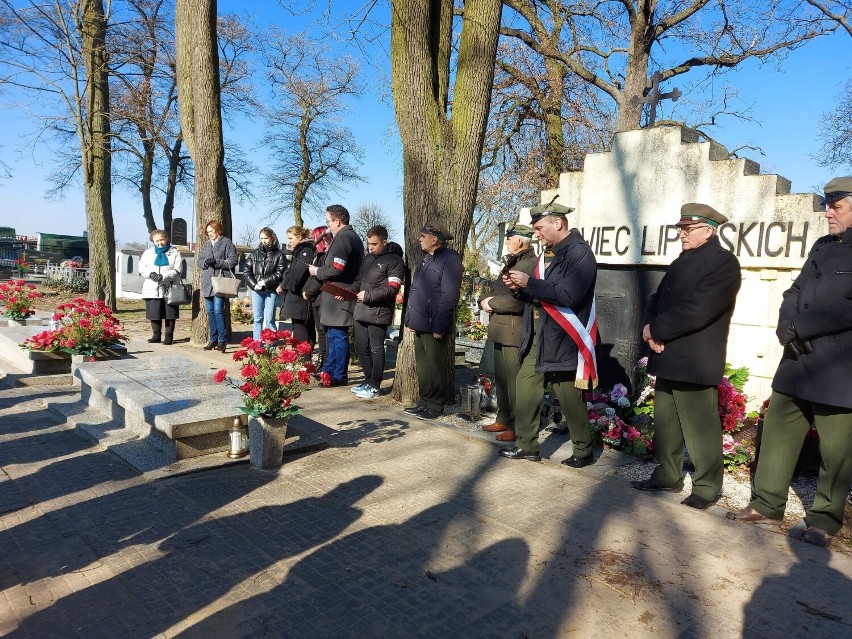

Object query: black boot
[162,320,175,345]
[147,320,162,343]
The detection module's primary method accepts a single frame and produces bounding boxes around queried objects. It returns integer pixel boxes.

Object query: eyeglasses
[678,225,709,236]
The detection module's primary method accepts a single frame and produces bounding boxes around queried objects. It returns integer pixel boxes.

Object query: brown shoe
[495,430,516,442]
[725,506,782,526]
[483,422,509,433]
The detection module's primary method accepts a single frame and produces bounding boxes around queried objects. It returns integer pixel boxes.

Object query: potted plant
[0,279,41,324]
[21,298,127,360]
[214,328,319,468]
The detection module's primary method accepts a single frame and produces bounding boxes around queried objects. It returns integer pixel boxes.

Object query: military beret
[421,221,453,242]
[676,203,728,228]
[821,176,852,205]
[529,202,574,224]
[506,224,534,239]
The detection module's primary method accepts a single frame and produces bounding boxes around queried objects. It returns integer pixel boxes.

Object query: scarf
[154,244,171,267]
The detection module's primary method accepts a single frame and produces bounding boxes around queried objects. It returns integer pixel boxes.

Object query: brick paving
[1,337,852,638]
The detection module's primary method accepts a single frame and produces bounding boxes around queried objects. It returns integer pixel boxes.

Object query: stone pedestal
[248,415,289,469]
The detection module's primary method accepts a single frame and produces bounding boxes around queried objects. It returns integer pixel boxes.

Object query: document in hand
[320,282,357,301]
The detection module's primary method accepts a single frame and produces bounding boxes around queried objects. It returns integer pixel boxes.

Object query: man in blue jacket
[308,204,363,386]
[729,177,852,547]
[403,221,463,420]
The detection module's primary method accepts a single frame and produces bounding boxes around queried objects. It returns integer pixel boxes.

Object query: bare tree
[350,202,396,242]
[0,0,116,306]
[175,0,231,345]
[390,0,503,404]
[262,31,364,228]
[501,0,839,132]
[237,222,258,247]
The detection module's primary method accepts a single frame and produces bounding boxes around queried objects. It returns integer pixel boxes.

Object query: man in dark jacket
[632,203,741,510]
[308,205,363,385]
[403,221,463,420]
[479,225,537,442]
[351,226,405,399]
[729,177,852,547]
[499,203,598,465]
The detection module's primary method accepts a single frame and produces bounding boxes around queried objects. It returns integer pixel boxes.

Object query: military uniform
[635,204,741,507]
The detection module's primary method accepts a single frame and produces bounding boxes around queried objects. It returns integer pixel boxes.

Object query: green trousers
[514,333,590,456]
[493,343,520,427]
[750,391,852,534]
[414,331,449,413]
[651,378,723,501]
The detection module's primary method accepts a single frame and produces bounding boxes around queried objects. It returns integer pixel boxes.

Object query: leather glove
[204,258,216,268]
[149,272,163,282]
[775,319,797,345]
[788,339,813,357]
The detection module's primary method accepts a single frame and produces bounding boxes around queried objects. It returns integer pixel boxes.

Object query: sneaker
[355,386,378,399]
[350,383,367,394]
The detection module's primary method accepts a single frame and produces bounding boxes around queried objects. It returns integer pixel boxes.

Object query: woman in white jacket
[139,229,184,344]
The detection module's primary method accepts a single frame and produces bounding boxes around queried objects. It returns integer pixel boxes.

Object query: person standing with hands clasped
[403,221,463,420]
[244,227,286,340]
[632,204,741,510]
[198,220,238,353]
[139,229,184,345]
[728,177,852,547]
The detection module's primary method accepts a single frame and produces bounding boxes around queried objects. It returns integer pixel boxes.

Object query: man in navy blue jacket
[403,221,463,420]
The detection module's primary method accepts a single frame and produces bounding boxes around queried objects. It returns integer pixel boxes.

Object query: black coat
[244,244,286,293]
[520,231,597,374]
[482,247,537,347]
[772,228,852,408]
[404,245,463,336]
[280,240,315,321]
[315,226,364,327]
[645,235,741,386]
[353,242,405,326]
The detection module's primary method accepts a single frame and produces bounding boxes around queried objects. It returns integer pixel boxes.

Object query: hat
[529,202,574,224]
[421,221,453,242]
[676,203,728,228]
[821,176,852,205]
[506,224,534,239]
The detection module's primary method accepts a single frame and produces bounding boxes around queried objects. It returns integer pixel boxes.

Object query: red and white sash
[535,252,598,389]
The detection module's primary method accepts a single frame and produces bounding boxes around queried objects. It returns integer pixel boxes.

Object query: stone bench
[0,325,125,376]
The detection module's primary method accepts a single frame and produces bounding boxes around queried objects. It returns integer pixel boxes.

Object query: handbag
[211,267,239,299]
[166,281,192,305]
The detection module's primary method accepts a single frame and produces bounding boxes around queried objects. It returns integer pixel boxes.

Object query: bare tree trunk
[615,2,653,132]
[141,138,156,233]
[82,0,116,309]
[161,135,183,232]
[175,0,231,345]
[390,0,502,405]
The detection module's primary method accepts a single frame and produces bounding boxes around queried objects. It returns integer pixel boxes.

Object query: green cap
[676,203,728,228]
[506,224,534,239]
[529,202,574,224]
[821,176,852,205]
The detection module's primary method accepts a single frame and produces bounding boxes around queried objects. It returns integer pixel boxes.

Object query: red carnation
[319,371,331,387]
[214,369,228,383]
[277,371,295,385]
[260,328,277,343]
[241,364,259,378]
[295,341,312,355]
[298,370,311,384]
[280,349,298,363]
[276,329,292,340]
[240,336,256,347]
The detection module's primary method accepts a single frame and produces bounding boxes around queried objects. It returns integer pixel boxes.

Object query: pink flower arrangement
[214,328,318,418]
[0,279,41,320]
[21,298,126,355]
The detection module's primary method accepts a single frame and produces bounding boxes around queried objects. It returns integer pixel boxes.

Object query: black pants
[310,301,327,357]
[291,318,315,347]
[354,321,387,389]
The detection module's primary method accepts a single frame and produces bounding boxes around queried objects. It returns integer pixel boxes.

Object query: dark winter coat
[404,245,463,336]
[280,240,315,322]
[772,228,852,408]
[244,243,286,293]
[482,247,537,347]
[353,242,405,326]
[645,235,741,386]
[198,236,238,298]
[315,225,364,327]
[520,231,597,374]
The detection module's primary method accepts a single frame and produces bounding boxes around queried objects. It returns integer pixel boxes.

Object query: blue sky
[0,2,847,247]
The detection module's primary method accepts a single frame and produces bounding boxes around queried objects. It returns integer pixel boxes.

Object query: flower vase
[248,414,289,469]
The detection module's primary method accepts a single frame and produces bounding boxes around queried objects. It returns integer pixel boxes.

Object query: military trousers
[651,378,723,501]
[492,343,520,428]
[514,333,590,456]
[413,331,449,413]
[749,391,852,534]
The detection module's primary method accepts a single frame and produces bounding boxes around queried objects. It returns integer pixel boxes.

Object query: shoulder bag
[166,280,192,305]
[212,267,239,299]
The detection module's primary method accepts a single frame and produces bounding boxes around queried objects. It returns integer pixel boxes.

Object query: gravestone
[171,218,188,246]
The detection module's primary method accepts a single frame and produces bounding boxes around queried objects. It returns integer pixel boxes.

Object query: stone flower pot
[248,415,289,469]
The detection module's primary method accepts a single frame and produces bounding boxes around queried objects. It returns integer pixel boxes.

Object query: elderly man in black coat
[632,203,741,510]
[728,176,852,547]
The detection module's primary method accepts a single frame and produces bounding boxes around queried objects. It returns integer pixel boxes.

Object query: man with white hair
[728,177,852,548]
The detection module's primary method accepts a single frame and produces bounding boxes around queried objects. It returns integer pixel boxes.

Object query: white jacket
[139,246,183,299]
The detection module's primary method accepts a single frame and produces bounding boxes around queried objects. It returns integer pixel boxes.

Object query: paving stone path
[1,339,852,638]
